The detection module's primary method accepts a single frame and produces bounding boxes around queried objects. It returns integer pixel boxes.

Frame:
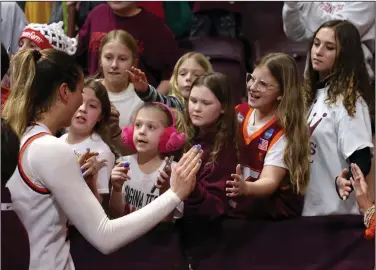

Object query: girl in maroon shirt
[157,72,240,221]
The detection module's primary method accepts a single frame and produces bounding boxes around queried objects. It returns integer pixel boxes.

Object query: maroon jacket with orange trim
[228,103,304,220]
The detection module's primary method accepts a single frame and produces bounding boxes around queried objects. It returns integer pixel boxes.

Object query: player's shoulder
[58,133,68,141]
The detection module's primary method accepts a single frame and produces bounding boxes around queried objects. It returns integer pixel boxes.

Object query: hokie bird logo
[308,109,327,163]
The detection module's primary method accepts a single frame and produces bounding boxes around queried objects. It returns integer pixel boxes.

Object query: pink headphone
[121,102,185,153]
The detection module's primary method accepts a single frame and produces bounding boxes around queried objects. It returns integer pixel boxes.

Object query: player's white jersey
[59,132,115,194]
[303,85,373,216]
[5,123,184,268]
[6,123,75,270]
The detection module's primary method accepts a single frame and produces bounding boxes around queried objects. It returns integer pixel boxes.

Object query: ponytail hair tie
[32,50,42,62]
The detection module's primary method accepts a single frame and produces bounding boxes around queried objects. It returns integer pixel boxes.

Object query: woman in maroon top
[180,72,240,221]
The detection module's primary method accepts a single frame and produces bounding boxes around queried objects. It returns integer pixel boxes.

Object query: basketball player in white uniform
[3,49,202,270]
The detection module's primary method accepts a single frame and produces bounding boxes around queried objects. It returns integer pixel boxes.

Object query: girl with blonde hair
[132,52,212,112]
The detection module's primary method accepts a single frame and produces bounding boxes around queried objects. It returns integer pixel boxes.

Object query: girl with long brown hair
[226,52,310,219]
[60,78,115,203]
[156,72,240,220]
[303,20,373,216]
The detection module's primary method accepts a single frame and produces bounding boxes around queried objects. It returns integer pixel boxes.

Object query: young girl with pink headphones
[109,102,185,219]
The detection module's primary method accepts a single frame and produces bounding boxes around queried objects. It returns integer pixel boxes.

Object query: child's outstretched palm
[226,164,247,197]
[127,67,148,92]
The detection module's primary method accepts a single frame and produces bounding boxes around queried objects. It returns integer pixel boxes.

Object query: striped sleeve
[135,85,184,112]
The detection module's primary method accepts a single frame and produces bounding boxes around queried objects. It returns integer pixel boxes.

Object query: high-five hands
[170,145,203,200]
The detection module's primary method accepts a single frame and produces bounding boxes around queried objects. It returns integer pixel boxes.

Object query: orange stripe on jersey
[18,132,51,195]
[243,108,278,145]
[267,130,284,153]
[242,108,253,143]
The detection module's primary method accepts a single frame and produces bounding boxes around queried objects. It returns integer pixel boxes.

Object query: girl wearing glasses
[226,53,310,219]
[303,20,373,216]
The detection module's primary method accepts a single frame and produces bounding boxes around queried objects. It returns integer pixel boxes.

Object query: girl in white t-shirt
[226,53,311,220]
[303,20,373,216]
[60,78,115,203]
[282,2,375,79]
[97,29,144,129]
[109,102,186,219]
[96,29,157,156]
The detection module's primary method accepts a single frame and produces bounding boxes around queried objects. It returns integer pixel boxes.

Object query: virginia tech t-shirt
[303,86,373,216]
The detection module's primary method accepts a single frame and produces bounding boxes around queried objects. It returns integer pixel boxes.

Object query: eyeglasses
[246,73,279,92]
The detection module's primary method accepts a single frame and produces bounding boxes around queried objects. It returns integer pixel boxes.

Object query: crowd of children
[1,6,374,269]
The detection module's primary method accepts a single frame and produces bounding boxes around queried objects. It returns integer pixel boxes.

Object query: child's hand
[156,170,170,189]
[127,66,148,92]
[111,162,130,192]
[226,164,247,197]
[156,157,172,193]
[78,148,99,167]
[81,156,107,178]
[336,168,353,200]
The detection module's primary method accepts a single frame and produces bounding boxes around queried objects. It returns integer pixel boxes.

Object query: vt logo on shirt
[264,128,274,139]
[308,111,327,163]
[308,112,327,136]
